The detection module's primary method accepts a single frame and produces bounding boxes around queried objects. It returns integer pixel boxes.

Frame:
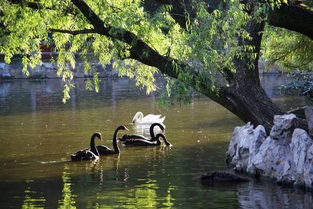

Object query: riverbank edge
[0,60,282,80]
[0,62,120,79]
[226,113,313,191]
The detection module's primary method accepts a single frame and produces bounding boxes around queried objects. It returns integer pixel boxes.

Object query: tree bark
[209,18,285,132]
[268,4,313,40]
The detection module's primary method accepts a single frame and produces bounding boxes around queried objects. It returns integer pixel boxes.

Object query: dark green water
[0,76,311,209]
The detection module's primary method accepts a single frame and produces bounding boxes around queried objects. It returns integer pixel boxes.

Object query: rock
[226,114,313,189]
[226,123,254,170]
[0,71,12,78]
[288,106,306,119]
[200,171,250,186]
[226,123,266,173]
[253,136,295,183]
[247,125,267,174]
[226,125,241,165]
[290,129,313,185]
[270,114,296,140]
[0,63,13,79]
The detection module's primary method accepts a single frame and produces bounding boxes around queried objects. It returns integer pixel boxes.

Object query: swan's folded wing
[120,134,149,141]
[71,149,98,161]
[96,145,110,152]
[144,114,161,120]
[142,114,166,123]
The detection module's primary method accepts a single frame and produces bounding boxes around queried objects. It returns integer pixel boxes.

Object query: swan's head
[93,132,103,141]
[118,125,129,131]
[155,133,172,147]
[132,112,144,123]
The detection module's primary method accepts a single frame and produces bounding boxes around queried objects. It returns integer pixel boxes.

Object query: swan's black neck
[112,127,121,154]
[162,136,171,146]
[149,123,163,141]
[155,134,171,146]
[90,134,100,156]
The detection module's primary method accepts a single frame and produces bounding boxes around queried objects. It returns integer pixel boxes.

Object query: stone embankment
[0,58,281,79]
[226,112,313,190]
[0,62,117,79]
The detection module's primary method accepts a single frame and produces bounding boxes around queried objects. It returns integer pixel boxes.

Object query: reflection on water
[0,76,312,209]
[58,165,76,209]
[237,181,313,209]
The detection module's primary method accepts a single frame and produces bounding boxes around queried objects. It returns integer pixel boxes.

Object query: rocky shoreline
[226,113,313,190]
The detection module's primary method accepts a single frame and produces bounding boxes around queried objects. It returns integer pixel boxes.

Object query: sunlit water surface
[0,75,312,209]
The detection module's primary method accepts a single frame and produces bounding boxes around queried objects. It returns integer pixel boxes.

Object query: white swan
[132,112,165,125]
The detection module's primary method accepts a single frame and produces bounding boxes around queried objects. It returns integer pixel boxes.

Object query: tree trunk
[204,17,306,133]
[215,82,283,132]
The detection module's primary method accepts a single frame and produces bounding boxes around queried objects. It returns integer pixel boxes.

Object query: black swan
[119,123,165,142]
[96,125,128,155]
[122,133,172,146]
[71,132,102,161]
[200,171,249,185]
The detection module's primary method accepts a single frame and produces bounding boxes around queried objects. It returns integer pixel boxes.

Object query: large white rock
[227,114,313,189]
[290,129,313,185]
[226,123,266,173]
[247,125,266,174]
[253,136,295,183]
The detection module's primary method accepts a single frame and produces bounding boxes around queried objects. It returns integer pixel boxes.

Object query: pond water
[0,75,312,209]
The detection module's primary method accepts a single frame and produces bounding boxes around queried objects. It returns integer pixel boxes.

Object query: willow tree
[1,0,312,132]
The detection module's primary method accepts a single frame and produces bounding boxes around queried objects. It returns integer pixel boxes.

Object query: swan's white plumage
[132,112,165,125]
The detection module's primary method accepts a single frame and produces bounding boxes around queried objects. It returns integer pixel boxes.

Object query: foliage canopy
[0,0,312,103]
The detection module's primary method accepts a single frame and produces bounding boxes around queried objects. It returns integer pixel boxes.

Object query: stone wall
[0,58,283,79]
[226,114,313,190]
[0,62,118,79]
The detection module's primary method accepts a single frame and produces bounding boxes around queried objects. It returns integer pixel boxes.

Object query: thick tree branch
[70,0,221,102]
[70,0,181,78]
[268,4,313,39]
[50,29,96,35]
